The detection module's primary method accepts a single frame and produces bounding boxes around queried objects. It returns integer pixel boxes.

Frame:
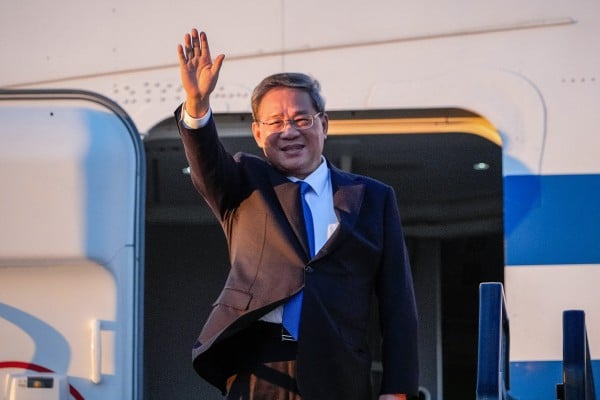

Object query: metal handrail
[476,282,512,400]
[557,310,596,400]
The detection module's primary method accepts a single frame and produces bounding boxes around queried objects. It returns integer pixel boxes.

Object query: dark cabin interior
[143,109,504,399]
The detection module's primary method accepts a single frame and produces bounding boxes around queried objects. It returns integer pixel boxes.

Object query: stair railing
[476,282,512,400]
[556,310,596,400]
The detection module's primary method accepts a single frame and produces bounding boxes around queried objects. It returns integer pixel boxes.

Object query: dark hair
[251,72,325,119]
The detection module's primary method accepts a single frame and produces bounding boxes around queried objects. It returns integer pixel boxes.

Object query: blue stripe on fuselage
[504,174,600,266]
[510,360,600,399]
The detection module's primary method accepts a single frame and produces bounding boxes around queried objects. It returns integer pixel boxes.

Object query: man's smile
[281,143,305,152]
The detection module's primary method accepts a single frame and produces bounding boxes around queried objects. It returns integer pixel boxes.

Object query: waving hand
[177,28,225,118]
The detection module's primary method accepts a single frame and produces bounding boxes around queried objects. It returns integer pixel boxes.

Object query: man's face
[252,87,328,179]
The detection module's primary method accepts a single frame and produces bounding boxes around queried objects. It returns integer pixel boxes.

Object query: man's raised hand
[177,28,225,118]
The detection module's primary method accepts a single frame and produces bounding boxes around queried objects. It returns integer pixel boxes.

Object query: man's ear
[321,113,329,139]
[252,122,264,148]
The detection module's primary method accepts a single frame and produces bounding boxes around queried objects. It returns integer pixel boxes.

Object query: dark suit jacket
[176,108,419,399]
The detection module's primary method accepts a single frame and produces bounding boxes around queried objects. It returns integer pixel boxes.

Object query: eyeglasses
[255,112,323,133]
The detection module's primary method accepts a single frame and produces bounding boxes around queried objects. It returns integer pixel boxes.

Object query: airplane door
[0,90,145,400]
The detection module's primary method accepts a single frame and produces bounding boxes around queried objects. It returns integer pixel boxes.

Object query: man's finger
[199,31,211,59]
[176,44,187,65]
[184,32,192,49]
[185,45,194,59]
[212,54,226,75]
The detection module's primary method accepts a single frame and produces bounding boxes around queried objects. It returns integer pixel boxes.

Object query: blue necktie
[283,181,314,340]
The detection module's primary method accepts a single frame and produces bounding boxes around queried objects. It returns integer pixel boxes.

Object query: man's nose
[279,122,300,137]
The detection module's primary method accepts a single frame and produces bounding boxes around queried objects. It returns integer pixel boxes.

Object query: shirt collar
[287,156,329,196]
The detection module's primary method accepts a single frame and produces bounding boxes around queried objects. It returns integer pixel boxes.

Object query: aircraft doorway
[143,109,504,399]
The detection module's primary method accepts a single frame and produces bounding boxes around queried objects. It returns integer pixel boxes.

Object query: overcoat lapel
[270,174,311,258]
[319,166,365,257]
[331,166,364,220]
[268,162,366,260]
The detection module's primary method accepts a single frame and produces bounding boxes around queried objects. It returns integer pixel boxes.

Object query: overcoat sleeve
[377,187,419,395]
[174,106,243,221]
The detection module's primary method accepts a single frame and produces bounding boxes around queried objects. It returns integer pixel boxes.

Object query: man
[175,28,419,400]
